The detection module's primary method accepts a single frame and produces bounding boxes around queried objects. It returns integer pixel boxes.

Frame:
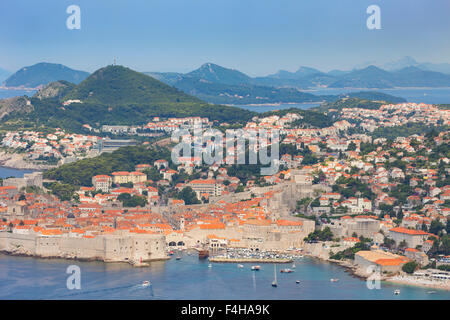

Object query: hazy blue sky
[1,0,449,76]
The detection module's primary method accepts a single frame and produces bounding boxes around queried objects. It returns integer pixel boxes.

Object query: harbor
[207,248,302,264]
[209,257,293,263]
[1,252,449,300]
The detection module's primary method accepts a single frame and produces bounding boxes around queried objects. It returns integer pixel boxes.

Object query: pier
[209,257,293,263]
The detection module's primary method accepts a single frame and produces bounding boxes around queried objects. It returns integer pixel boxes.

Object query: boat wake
[50,282,156,299]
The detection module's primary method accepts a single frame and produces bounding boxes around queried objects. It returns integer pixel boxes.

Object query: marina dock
[208,257,293,263]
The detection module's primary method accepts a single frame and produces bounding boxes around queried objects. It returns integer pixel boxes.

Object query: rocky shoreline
[308,254,450,290]
[386,275,450,291]
[0,150,54,170]
[0,248,170,266]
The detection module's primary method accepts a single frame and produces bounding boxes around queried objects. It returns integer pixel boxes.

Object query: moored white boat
[272,264,278,287]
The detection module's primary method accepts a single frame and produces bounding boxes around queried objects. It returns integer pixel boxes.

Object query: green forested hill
[44,145,171,186]
[63,65,202,105]
[1,65,256,132]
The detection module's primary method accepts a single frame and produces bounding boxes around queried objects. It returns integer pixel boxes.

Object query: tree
[117,193,148,207]
[177,187,200,205]
[396,207,404,220]
[119,182,134,188]
[383,237,395,249]
[402,261,418,274]
[347,141,357,151]
[429,220,444,236]
[296,197,312,212]
[45,182,77,201]
[398,240,408,248]
[304,227,333,242]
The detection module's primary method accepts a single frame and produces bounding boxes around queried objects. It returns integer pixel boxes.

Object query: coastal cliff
[0,150,55,170]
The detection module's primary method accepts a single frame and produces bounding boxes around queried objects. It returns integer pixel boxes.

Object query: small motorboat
[208,263,212,268]
[142,281,151,287]
[394,289,400,295]
[427,291,436,294]
[280,268,294,273]
[292,263,296,269]
[330,278,339,282]
[296,280,300,284]
[237,264,244,268]
[168,251,174,255]
[175,256,181,260]
[251,265,260,271]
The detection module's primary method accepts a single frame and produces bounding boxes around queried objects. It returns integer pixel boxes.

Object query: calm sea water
[306,87,450,105]
[236,103,320,113]
[236,87,450,112]
[0,253,448,300]
[0,89,36,99]
[0,166,35,178]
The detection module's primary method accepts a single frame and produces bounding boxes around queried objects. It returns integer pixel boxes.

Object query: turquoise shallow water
[0,253,448,300]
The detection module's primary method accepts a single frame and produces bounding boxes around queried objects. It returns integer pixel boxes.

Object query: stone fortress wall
[0,232,167,263]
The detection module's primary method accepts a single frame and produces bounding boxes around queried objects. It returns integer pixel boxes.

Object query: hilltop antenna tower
[113,57,116,66]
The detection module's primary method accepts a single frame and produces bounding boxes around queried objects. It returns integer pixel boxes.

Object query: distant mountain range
[145,62,450,104]
[2,62,89,88]
[354,56,450,74]
[0,64,407,135]
[4,58,450,105]
[0,68,11,82]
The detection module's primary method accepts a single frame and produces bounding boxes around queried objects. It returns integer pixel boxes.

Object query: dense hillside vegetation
[44,145,171,186]
[64,65,203,106]
[314,92,406,113]
[34,81,76,100]
[173,78,332,105]
[0,65,256,132]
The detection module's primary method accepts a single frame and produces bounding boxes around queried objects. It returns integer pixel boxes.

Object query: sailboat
[272,264,278,287]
